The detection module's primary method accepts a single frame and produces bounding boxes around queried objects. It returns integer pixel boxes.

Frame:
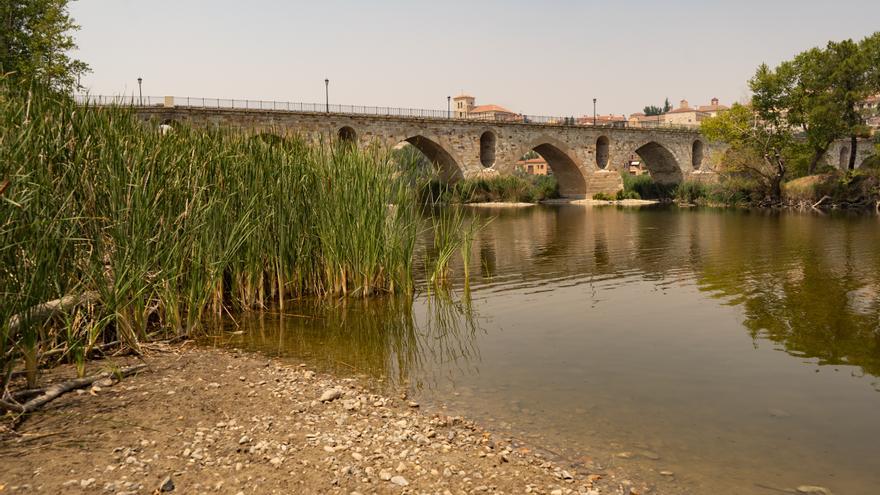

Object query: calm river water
[215,205,880,494]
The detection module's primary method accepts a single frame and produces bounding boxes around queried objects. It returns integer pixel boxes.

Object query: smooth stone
[318,388,343,402]
[159,475,174,492]
[390,476,409,486]
[797,486,832,495]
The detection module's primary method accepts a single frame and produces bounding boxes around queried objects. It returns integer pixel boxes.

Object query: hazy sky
[70,0,880,117]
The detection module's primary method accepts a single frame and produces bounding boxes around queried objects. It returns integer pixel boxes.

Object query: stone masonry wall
[137,107,725,198]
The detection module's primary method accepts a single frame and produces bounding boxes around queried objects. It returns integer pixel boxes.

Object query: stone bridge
[134,105,724,198]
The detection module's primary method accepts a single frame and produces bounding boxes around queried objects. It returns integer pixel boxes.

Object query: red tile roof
[470,104,514,114]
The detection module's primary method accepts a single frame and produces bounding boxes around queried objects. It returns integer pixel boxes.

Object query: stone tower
[453,94,475,118]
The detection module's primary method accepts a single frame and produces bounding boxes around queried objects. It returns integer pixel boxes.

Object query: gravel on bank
[0,345,638,495]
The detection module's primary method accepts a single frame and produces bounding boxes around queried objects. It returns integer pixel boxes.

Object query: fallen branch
[7,291,100,335]
[811,195,830,209]
[0,363,148,414]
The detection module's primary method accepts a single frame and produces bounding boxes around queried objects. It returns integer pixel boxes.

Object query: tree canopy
[642,98,672,116]
[0,0,89,91]
[704,31,880,186]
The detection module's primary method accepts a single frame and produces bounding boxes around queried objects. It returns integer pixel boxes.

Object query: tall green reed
[0,81,425,386]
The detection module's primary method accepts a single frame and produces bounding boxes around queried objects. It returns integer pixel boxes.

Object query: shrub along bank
[593,169,880,208]
[422,174,559,204]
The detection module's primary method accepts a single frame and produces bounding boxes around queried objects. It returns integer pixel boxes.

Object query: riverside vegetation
[0,82,483,399]
[594,165,880,208]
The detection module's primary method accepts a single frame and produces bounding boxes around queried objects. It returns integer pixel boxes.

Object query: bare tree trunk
[848,134,858,170]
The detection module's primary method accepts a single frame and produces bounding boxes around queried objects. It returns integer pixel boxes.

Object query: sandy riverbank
[462,202,535,208]
[0,345,641,494]
[540,199,660,207]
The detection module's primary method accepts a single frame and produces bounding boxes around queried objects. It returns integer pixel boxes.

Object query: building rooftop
[666,106,708,114]
[470,104,515,114]
[698,104,730,112]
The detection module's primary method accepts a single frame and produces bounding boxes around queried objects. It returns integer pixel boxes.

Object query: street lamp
[137,77,143,106]
[324,78,329,113]
[592,98,597,126]
[447,96,451,118]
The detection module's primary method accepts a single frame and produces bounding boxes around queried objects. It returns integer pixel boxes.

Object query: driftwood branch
[0,364,147,414]
[7,291,100,335]
[812,195,831,209]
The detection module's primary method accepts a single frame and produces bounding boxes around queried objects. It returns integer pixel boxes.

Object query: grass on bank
[0,82,478,389]
[422,174,559,204]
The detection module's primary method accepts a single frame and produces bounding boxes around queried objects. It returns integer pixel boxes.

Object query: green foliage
[424,174,559,204]
[643,105,663,116]
[0,81,462,386]
[592,192,614,201]
[674,181,708,203]
[781,169,880,205]
[702,102,793,200]
[615,189,641,200]
[0,0,89,91]
[643,98,672,116]
[620,172,676,199]
[705,31,880,193]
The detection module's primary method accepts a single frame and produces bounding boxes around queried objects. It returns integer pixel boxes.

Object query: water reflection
[214,291,482,389]
[219,205,880,494]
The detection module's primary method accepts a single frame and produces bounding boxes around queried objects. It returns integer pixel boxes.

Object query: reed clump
[1,82,425,386]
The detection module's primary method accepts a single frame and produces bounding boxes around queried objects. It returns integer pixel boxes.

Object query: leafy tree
[823,39,872,170]
[864,32,880,89]
[0,0,89,91]
[702,101,797,201]
[663,98,672,113]
[643,105,663,116]
[786,49,849,174]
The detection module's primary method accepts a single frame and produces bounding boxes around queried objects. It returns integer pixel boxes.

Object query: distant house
[452,94,518,121]
[470,104,519,121]
[517,157,550,175]
[627,112,664,128]
[662,99,709,127]
[660,98,730,127]
[576,114,627,127]
[698,97,730,118]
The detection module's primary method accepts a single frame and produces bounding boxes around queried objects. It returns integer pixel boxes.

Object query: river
[213,204,880,494]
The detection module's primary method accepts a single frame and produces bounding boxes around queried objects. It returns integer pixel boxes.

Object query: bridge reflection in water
[212,205,880,495]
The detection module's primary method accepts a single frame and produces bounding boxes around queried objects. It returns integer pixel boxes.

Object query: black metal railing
[73,94,700,131]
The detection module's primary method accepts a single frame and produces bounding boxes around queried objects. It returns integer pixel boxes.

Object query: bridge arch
[596,136,610,169]
[338,126,357,145]
[520,136,587,197]
[480,130,497,168]
[633,141,683,184]
[692,139,704,170]
[401,135,464,182]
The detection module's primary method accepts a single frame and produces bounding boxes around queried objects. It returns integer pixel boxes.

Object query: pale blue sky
[70,0,880,117]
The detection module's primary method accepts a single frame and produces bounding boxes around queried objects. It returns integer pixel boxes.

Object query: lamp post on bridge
[137,77,143,106]
[324,78,329,113]
[592,98,597,127]
[447,96,451,119]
